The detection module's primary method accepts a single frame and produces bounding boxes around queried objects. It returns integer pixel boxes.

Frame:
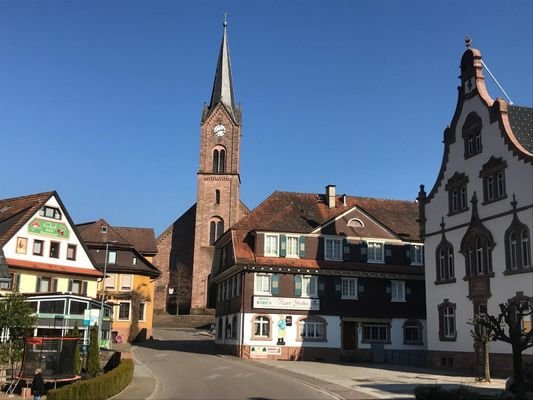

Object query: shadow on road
[133,330,225,356]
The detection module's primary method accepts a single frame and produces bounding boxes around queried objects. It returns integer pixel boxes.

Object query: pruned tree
[128,286,151,343]
[469,313,495,382]
[476,294,533,396]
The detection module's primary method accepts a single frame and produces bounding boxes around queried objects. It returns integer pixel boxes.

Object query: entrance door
[342,321,357,350]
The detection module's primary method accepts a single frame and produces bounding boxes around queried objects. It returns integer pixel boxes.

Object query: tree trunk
[483,341,491,382]
[512,341,525,397]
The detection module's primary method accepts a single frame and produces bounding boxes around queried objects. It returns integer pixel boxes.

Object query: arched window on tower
[209,217,225,245]
[212,146,226,174]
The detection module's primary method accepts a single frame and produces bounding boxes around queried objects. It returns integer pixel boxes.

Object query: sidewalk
[110,344,159,400]
[254,360,507,399]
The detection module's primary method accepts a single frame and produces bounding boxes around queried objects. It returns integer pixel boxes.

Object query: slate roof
[508,105,533,153]
[0,191,55,247]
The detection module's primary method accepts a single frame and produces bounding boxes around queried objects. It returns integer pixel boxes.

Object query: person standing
[31,368,45,400]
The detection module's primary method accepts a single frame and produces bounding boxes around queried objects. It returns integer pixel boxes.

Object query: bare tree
[477,294,533,396]
[469,313,495,382]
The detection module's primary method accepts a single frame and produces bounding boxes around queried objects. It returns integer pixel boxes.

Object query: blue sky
[1,1,531,235]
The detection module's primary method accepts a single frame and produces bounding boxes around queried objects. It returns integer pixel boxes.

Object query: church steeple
[205,16,240,123]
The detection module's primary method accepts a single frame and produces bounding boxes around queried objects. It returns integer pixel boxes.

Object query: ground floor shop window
[361,323,389,343]
[403,319,423,344]
[297,317,326,341]
[252,315,271,340]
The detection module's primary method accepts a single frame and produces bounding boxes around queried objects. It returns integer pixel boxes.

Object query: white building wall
[424,84,533,357]
[3,195,94,271]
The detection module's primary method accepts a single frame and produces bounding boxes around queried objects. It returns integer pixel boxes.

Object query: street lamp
[98,240,117,347]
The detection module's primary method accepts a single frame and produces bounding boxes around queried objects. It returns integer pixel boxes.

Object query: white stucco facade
[421,44,533,370]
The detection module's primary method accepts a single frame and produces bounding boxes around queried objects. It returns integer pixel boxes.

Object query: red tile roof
[7,258,103,277]
[230,191,420,266]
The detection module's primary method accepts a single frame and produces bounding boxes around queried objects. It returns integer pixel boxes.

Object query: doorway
[342,321,357,350]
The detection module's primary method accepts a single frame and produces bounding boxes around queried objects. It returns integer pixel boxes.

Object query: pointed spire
[208,14,237,120]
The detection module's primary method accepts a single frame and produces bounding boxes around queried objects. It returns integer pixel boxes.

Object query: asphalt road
[132,328,340,400]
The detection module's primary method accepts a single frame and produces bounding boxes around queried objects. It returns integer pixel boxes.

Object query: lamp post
[98,240,117,347]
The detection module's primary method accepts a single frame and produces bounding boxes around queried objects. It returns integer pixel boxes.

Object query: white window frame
[105,273,117,289]
[301,275,318,298]
[254,273,272,296]
[299,318,324,339]
[325,238,342,261]
[117,301,131,321]
[120,274,133,291]
[341,277,358,299]
[253,316,270,338]
[391,280,406,302]
[443,306,456,338]
[264,234,279,257]
[410,244,423,265]
[286,235,299,258]
[367,241,385,263]
[108,250,117,264]
[138,302,146,322]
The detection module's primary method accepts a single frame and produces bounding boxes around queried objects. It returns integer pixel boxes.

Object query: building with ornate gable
[210,186,426,362]
[418,38,533,375]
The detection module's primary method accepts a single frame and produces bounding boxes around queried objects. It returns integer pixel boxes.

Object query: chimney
[325,185,336,208]
[341,194,347,206]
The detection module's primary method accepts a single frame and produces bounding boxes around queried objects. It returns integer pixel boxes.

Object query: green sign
[28,218,70,239]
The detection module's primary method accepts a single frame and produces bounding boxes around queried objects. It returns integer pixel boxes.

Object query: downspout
[240,268,246,357]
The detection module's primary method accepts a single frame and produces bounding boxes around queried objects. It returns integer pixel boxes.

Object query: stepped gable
[0,191,55,246]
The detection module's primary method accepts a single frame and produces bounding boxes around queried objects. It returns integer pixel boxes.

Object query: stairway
[153,314,215,329]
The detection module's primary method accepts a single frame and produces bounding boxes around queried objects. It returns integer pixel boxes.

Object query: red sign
[26,338,43,345]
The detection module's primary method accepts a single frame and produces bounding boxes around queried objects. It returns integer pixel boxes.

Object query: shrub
[46,358,134,400]
[414,385,505,400]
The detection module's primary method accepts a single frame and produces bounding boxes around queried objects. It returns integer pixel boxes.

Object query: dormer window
[100,225,108,233]
[39,206,62,220]
[462,112,482,158]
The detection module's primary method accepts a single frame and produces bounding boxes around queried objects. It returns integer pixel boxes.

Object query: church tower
[190,19,244,312]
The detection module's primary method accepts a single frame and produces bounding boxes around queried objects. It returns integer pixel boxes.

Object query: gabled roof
[77,219,161,279]
[228,190,420,267]
[0,191,55,247]
[232,191,420,239]
[0,248,10,283]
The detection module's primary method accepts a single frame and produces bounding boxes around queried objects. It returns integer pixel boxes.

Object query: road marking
[205,374,222,380]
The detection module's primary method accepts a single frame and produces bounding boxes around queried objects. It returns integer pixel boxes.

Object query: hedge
[414,385,509,400]
[46,358,134,400]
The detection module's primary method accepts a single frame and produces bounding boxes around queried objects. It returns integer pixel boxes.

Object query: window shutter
[271,274,280,295]
[52,278,58,292]
[279,235,287,257]
[35,277,41,292]
[358,278,366,297]
[294,275,302,297]
[405,283,412,300]
[82,281,88,296]
[360,241,368,263]
[385,244,393,264]
[299,236,306,258]
[343,239,351,261]
[68,279,73,292]
[318,276,326,297]
[405,245,411,264]
[438,306,444,340]
[385,280,392,300]
[14,274,21,291]
[334,277,342,299]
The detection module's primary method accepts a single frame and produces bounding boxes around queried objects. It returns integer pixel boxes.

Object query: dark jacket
[31,373,45,396]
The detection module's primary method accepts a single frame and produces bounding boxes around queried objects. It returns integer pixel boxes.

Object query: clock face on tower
[213,124,226,137]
